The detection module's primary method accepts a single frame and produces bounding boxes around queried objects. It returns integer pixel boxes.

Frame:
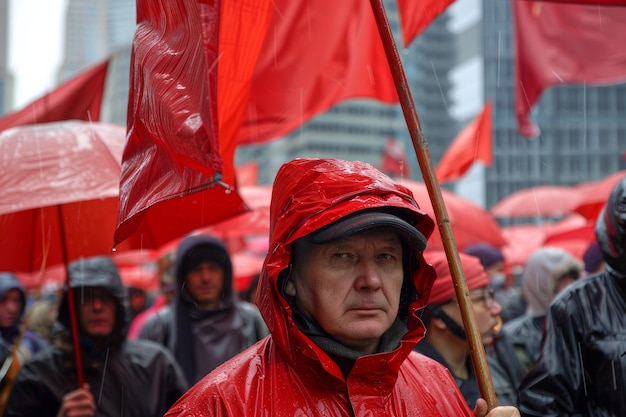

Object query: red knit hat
[425,251,489,305]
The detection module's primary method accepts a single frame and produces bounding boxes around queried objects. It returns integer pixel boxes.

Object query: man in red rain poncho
[165,158,519,417]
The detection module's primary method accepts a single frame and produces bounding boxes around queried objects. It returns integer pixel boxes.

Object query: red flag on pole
[0,60,108,133]
[435,101,492,183]
[380,137,411,177]
[236,0,398,145]
[396,0,455,47]
[114,1,273,247]
[115,0,404,245]
[514,1,626,137]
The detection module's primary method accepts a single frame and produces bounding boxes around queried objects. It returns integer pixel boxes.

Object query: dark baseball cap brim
[309,211,427,251]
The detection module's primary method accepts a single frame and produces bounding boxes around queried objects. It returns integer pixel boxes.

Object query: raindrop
[98,348,111,405]
[431,60,448,110]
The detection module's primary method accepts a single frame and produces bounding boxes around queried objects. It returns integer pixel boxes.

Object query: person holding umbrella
[164,158,519,416]
[4,256,189,417]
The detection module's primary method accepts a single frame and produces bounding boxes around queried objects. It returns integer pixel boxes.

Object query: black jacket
[4,256,189,417]
[518,176,626,416]
[139,235,268,384]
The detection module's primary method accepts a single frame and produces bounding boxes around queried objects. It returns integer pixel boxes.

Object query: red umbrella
[490,185,579,218]
[573,170,626,221]
[0,120,148,386]
[0,121,147,272]
[501,215,593,269]
[397,179,506,250]
[500,224,547,269]
[16,262,159,293]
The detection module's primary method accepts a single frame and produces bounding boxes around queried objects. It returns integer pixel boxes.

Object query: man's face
[286,228,405,354]
[0,289,22,327]
[441,286,501,345]
[78,287,116,337]
[185,261,225,308]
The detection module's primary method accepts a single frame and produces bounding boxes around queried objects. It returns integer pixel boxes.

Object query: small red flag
[435,102,492,183]
[514,1,626,137]
[0,60,108,133]
[380,138,411,177]
[397,0,456,47]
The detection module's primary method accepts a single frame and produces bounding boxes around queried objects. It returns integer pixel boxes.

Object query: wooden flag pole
[369,0,498,410]
[57,206,85,387]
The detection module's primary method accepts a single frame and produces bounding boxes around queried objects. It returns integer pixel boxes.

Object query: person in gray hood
[500,247,582,380]
[138,234,268,384]
[0,273,46,360]
[518,175,626,416]
[4,256,189,417]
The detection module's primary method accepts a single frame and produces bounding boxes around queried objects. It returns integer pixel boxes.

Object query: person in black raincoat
[138,234,268,385]
[4,256,189,417]
[518,175,626,416]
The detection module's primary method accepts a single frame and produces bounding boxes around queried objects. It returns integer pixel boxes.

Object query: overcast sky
[7,0,67,110]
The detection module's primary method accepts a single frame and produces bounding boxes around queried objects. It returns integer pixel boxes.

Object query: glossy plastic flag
[435,101,492,183]
[397,0,455,47]
[115,0,272,247]
[514,1,626,137]
[0,60,108,133]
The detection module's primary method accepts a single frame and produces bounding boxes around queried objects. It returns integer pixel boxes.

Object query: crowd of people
[0,157,623,416]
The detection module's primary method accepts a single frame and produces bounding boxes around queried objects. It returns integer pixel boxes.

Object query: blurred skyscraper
[0,0,12,115]
[59,0,134,125]
[482,0,626,213]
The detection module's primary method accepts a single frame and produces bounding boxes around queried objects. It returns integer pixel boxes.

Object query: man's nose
[491,299,502,315]
[355,260,383,290]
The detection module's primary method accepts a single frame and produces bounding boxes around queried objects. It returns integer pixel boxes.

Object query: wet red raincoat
[165,159,474,416]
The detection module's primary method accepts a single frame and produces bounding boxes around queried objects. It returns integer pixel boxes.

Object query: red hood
[257,158,437,379]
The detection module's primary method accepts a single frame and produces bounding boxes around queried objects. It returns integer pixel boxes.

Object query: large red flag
[115,0,404,246]
[435,101,492,183]
[0,60,108,133]
[236,0,398,145]
[514,1,626,137]
[396,0,456,47]
[114,0,273,247]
